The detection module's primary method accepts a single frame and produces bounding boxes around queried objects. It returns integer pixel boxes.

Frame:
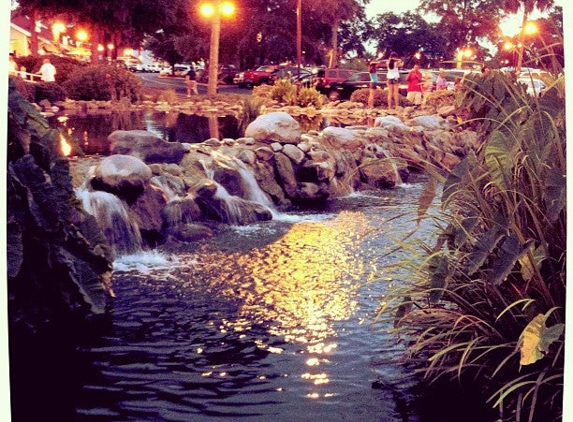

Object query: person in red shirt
[406,65,422,106]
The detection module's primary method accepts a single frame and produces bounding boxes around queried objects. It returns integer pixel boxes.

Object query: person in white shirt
[39,58,57,82]
[9,54,19,76]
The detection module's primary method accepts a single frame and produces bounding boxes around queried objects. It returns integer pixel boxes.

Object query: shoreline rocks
[70,110,479,252]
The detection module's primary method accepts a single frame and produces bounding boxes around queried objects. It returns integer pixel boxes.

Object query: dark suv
[313,68,358,94]
[270,67,311,84]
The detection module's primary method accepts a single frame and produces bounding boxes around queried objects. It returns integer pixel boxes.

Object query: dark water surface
[12,182,441,422]
[47,111,329,155]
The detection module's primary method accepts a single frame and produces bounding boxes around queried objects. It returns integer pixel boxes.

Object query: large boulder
[245,112,301,144]
[91,154,153,204]
[322,126,364,152]
[109,129,186,164]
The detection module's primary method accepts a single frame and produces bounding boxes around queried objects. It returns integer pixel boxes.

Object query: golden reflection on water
[227,210,379,396]
[175,210,382,397]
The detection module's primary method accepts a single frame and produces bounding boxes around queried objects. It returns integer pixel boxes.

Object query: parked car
[290,72,313,88]
[517,77,547,97]
[325,71,386,101]
[313,68,358,95]
[270,67,311,84]
[233,71,245,85]
[143,63,168,73]
[242,65,279,87]
[159,64,193,77]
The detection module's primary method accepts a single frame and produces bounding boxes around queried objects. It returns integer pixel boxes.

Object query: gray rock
[108,130,186,164]
[245,112,301,144]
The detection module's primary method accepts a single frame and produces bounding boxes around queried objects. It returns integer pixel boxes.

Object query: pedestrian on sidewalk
[185,68,198,96]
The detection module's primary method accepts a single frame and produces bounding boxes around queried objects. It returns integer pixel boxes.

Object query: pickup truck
[241,65,278,87]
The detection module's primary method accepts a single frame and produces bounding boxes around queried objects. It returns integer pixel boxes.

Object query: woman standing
[386,52,402,109]
[368,61,378,107]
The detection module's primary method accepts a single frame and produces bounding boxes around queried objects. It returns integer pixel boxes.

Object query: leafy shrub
[252,84,274,101]
[425,90,456,109]
[270,79,297,105]
[63,65,142,101]
[10,76,36,102]
[239,96,264,133]
[34,82,68,103]
[16,54,86,84]
[297,86,324,108]
[350,88,406,107]
[380,70,566,422]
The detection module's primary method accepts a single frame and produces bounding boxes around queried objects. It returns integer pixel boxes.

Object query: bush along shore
[8,64,566,422]
[377,70,566,422]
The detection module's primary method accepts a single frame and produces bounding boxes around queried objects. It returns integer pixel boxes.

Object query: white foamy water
[113,250,184,273]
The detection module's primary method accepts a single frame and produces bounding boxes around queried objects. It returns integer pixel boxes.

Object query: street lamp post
[296,0,302,92]
[201,1,235,96]
[515,21,538,75]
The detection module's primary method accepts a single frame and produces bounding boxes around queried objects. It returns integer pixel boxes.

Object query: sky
[365,0,565,37]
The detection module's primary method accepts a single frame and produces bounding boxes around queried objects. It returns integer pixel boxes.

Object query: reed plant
[376,67,566,422]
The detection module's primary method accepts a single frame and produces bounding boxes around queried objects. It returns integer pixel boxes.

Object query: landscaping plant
[377,69,566,422]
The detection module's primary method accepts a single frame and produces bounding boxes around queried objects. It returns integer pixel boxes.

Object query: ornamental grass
[376,64,566,422]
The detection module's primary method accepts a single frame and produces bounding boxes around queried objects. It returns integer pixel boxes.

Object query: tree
[502,0,555,72]
[369,12,450,68]
[417,0,505,55]
[308,0,367,67]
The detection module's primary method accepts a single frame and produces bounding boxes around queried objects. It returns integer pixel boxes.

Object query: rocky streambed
[69,107,479,256]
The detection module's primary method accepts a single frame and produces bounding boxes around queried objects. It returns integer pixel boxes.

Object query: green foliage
[239,96,264,134]
[270,79,298,105]
[34,82,68,103]
[16,54,87,84]
[378,70,566,422]
[10,76,36,102]
[63,65,143,102]
[296,86,324,108]
[425,90,456,109]
[350,88,407,107]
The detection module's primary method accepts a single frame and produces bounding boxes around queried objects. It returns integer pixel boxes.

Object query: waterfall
[204,152,276,224]
[391,162,403,187]
[233,159,274,208]
[76,188,143,256]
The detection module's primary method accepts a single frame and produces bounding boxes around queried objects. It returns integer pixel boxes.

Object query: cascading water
[75,188,143,256]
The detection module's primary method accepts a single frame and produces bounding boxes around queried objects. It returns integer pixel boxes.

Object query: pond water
[47,111,330,155]
[11,178,441,422]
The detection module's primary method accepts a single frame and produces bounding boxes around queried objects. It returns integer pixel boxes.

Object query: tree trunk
[30,9,39,55]
[328,19,339,68]
[515,11,529,74]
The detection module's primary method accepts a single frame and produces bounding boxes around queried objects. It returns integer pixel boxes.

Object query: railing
[10,71,43,82]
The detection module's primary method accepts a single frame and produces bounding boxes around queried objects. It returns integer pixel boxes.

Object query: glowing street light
[76,29,88,44]
[515,21,538,74]
[200,1,235,96]
[52,22,66,44]
[456,48,472,69]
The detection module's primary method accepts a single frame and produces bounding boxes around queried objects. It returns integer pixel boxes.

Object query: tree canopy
[12,0,563,71]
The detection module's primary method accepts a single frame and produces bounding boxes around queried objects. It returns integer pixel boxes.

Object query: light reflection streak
[174,210,381,397]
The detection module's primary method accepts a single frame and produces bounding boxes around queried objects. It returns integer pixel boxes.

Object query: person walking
[39,58,56,82]
[406,64,423,107]
[386,52,402,109]
[185,68,199,96]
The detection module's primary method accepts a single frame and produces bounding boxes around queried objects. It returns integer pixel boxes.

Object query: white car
[159,64,192,77]
[517,78,547,97]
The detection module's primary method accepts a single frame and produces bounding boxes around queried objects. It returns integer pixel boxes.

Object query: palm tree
[308,0,366,67]
[503,0,555,72]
